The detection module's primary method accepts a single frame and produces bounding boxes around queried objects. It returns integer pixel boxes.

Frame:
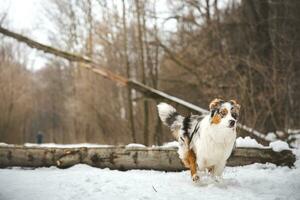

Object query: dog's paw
[192,174,199,182]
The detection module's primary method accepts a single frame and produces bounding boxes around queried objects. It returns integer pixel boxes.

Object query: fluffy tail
[157,103,183,131]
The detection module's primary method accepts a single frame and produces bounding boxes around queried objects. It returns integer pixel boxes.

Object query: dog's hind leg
[183,149,199,181]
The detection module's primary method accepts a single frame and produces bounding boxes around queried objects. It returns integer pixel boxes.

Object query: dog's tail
[157,103,184,133]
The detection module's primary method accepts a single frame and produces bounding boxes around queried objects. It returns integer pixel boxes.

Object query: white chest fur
[192,116,236,168]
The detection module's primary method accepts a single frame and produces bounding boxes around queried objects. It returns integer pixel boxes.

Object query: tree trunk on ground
[0,145,296,170]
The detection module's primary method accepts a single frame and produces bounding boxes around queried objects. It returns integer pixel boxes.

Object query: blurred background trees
[0,0,299,145]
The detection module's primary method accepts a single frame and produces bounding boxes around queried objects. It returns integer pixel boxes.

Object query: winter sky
[0,0,175,70]
[1,0,48,70]
[1,0,234,71]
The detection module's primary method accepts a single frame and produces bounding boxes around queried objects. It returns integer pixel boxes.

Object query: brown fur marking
[209,98,224,110]
[211,114,221,124]
[230,99,241,110]
[219,108,228,117]
[183,149,197,178]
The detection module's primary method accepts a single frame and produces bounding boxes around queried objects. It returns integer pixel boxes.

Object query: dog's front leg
[212,160,226,178]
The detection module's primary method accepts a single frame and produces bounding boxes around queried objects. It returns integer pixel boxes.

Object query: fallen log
[0,145,296,171]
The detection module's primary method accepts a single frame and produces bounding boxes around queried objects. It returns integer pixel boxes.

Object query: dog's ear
[209,98,224,111]
[229,99,241,111]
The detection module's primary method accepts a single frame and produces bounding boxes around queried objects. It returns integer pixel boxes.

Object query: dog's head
[209,98,240,129]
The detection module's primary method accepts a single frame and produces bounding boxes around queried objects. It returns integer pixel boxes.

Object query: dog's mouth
[228,124,235,128]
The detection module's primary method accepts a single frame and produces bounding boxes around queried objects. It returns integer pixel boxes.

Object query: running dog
[157,98,240,181]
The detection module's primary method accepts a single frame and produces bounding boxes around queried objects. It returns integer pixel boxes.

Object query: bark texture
[0,146,295,170]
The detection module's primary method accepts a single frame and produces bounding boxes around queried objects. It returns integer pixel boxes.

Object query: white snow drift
[0,140,299,200]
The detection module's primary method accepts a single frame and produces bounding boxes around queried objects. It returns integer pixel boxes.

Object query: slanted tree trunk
[0,26,273,144]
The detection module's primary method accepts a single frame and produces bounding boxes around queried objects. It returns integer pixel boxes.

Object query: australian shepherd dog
[157,98,240,181]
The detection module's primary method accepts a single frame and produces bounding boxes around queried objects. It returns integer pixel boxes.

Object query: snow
[161,141,179,148]
[288,130,300,148]
[125,143,146,148]
[276,131,285,138]
[269,141,290,152]
[162,137,292,152]
[235,137,266,149]
[235,137,292,152]
[0,140,299,200]
[23,143,114,148]
[1,155,300,200]
[1,143,147,149]
[0,143,14,147]
[1,136,293,154]
[288,129,300,134]
[265,132,277,142]
[1,136,292,153]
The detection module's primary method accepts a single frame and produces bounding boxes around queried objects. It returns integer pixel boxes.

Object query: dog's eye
[232,113,238,119]
[219,109,228,117]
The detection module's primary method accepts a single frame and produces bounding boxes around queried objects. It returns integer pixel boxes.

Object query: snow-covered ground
[0,153,300,200]
[0,139,299,200]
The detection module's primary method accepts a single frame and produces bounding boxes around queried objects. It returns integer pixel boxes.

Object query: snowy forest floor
[1,149,300,200]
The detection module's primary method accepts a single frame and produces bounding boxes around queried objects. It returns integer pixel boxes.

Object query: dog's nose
[229,120,235,127]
